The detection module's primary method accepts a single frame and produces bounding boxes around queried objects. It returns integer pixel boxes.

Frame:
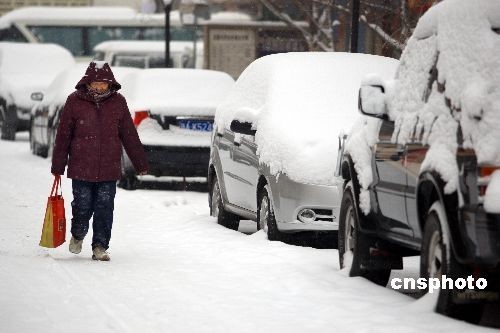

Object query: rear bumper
[459,206,500,267]
[126,145,210,178]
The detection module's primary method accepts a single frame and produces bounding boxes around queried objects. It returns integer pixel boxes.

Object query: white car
[93,40,204,69]
[0,42,74,140]
[209,52,398,243]
[119,68,234,189]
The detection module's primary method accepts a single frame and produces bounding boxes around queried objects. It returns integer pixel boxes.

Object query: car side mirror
[31,92,44,102]
[358,85,388,120]
[230,120,256,136]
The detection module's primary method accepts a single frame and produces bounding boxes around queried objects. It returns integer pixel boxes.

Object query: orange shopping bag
[39,175,66,248]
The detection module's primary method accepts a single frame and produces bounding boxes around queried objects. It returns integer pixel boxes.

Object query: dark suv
[338,1,500,323]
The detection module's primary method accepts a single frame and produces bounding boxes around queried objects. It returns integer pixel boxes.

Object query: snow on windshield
[120,69,234,116]
[38,64,139,116]
[216,52,398,186]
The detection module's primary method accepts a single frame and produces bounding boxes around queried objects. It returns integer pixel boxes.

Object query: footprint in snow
[164,197,188,207]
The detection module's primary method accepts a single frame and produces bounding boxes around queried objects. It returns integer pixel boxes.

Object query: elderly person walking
[51,61,148,261]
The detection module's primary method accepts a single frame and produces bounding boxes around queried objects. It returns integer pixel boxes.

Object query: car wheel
[257,185,281,241]
[210,175,239,231]
[29,118,43,156]
[338,183,391,286]
[29,119,37,155]
[1,103,16,141]
[420,201,484,323]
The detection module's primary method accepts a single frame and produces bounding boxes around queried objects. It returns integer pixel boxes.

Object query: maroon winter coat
[51,62,148,181]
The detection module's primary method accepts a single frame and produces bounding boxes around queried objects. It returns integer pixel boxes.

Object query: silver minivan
[208,52,399,242]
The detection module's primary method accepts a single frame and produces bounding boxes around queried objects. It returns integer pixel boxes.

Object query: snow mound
[484,170,500,213]
[215,52,398,185]
[94,40,203,54]
[35,64,139,117]
[0,42,75,108]
[345,117,383,214]
[390,0,500,195]
[0,6,167,29]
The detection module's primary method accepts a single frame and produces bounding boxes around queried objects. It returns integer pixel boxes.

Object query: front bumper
[269,173,342,232]
[460,205,500,267]
[125,145,210,178]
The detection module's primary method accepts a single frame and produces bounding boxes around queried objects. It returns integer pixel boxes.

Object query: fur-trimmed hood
[75,61,121,91]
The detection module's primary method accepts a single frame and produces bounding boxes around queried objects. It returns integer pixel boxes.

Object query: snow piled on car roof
[36,64,139,116]
[215,52,398,186]
[0,6,168,29]
[389,0,500,195]
[93,40,203,54]
[0,42,74,108]
[120,69,234,116]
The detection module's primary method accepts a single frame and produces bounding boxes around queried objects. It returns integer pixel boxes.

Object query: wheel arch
[416,172,466,259]
[208,163,216,207]
[256,175,269,206]
[340,154,374,229]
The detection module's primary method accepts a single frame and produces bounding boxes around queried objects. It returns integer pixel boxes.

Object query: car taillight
[478,166,500,196]
[133,111,149,127]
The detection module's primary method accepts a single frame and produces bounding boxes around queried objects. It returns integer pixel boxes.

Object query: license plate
[177,119,213,132]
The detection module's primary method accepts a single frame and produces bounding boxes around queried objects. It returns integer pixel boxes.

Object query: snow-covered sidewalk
[0,133,494,332]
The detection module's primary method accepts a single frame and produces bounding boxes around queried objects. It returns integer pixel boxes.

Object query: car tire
[1,103,16,141]
[338,183,391,286]
[257,185,282,241]
[29,118,46,157]
[210,175,240,231]
[420,201,484,323]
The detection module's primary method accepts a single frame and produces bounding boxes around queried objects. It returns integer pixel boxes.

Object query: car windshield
[112,55,147,68]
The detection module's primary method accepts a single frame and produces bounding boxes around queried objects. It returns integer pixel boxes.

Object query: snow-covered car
[93,40,203,69]
[29,63,139,157]
[0,42,74,140]
[338,0,500,322]
[209,52,398,242]
[119,68,234,189]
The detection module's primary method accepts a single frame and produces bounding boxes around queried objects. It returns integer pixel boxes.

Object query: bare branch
[257,0,312,46]
[359,15,404,50]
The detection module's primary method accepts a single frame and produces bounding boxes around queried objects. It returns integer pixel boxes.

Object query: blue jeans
[71,180,117,250]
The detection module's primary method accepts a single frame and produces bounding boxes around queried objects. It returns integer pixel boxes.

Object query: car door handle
[216,132,223,138]
[234,141,241,147]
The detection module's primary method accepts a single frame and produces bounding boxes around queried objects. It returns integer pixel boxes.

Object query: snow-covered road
[0,133,497,333]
